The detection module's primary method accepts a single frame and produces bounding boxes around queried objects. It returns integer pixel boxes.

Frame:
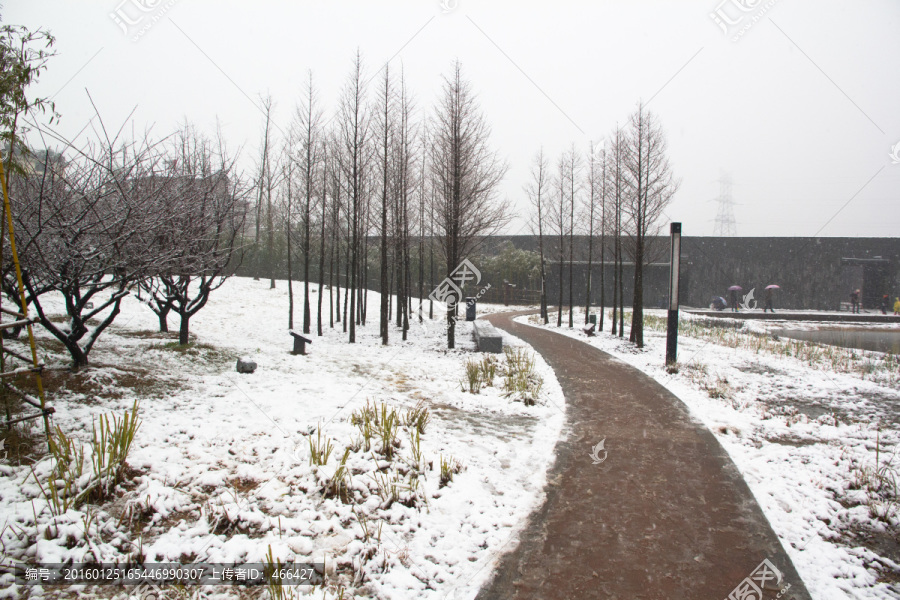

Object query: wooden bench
[290,330,312,355]
[473,321,503,353]
[583,322,596,337]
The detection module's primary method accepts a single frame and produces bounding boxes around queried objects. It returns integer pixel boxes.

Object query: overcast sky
[6,0,900,237]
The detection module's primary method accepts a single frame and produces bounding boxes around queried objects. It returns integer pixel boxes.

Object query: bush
[502,347,543,405]
[32,400,141,518]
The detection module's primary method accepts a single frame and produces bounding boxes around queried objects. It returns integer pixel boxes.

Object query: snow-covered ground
[0,277,565,599]
[519,309,900,600]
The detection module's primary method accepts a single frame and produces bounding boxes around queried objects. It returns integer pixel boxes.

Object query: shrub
[462,358,483,394]
[502,347,543,404]
[308,424,334,466]
[402,402,430,434]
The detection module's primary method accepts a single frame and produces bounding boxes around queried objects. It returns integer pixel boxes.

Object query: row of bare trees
[526,104,679,347]
[3,119,248,367]
[1,11,250,369]
[248,55,508,349]
[3,46,507,366]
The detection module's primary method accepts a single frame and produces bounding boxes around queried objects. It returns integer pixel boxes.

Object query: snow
[0,277,565,599]
[518,308,900,600]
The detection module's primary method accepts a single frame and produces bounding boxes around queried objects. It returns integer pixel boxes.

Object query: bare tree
[375,65,394,345]
[416,147,427,323]
[394,68,417,341]
[336,51,370,344]
[525,148,550,324]
[598,145,608,332]
[585,142,599,324]
[12,122,176,367]
[564,145,581,328]
[316,138,328,336]
[252,97,272,282]
[328,135,343,329]
[283,153,296,329]
[625,103,679,347]
[428,60,508,348]
[550,153,568,327]
[139,125,247,346]
[606,126,626,338]
[292,72,323,334]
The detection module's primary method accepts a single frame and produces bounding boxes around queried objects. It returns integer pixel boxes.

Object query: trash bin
[588,314,597,325]
[465,297,476,321]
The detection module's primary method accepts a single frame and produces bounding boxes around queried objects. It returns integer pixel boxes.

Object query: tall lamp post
[666,222,682,366]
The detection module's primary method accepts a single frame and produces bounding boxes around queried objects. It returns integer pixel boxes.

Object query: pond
[775,327,900,354]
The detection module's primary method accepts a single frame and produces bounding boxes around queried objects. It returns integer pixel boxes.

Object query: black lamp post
[666,222,682,366]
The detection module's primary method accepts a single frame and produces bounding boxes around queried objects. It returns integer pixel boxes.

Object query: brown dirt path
[475,310,812,600]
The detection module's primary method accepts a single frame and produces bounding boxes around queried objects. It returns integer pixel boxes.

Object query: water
[775,327,900,354]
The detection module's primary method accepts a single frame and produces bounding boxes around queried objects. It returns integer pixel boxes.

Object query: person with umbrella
[764,284,780,313]
[728,285,742,312]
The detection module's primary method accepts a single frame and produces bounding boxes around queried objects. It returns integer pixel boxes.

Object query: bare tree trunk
[378,66,392,345]
[557,159,565,328]
[343,194,351,332]
[611,131,621,337]
[338,51,369,344]
[361,208,369,326]
[618,241,624,337]
[302,195,311,334]
[629,106,645,347]
[318,142,327,337]
[567,147,576,328]
[585,143,596,325]
[286,162,294,329]
[428,191,435,319]
[179,313,190,346]
[329,214,335,328]
[418,160,425,322]
[526,150,549,324]
[428,61,508,348]
[262,98,277,290]
[254,100,273,281]
[599,149,607,332]
[398,72,414,342]
[332,158,342,327]
[159,305,170,333]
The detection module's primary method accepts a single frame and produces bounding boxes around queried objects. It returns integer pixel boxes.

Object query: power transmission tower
[712,172,737,236]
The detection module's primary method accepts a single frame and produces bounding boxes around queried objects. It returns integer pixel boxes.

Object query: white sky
[6,0,900,237]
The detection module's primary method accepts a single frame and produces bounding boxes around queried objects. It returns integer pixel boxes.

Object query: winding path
[475,310,811,600]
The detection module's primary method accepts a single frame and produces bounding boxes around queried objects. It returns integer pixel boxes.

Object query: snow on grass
[518,309,900,600]
[0,277,565,599]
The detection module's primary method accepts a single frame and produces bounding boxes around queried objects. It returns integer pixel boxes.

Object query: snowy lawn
[519,309,900,600]
[0,277,564,599]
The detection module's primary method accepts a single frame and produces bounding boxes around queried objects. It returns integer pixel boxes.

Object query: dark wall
[538,236,900,311]
[237,233,900,312]
[680,237,900,310]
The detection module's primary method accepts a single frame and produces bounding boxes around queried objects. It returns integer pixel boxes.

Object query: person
[764,287,774,313]
[850,289,860,313]
[730,289,739,312]
[881,294,889,315]
[894,297,900,315]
